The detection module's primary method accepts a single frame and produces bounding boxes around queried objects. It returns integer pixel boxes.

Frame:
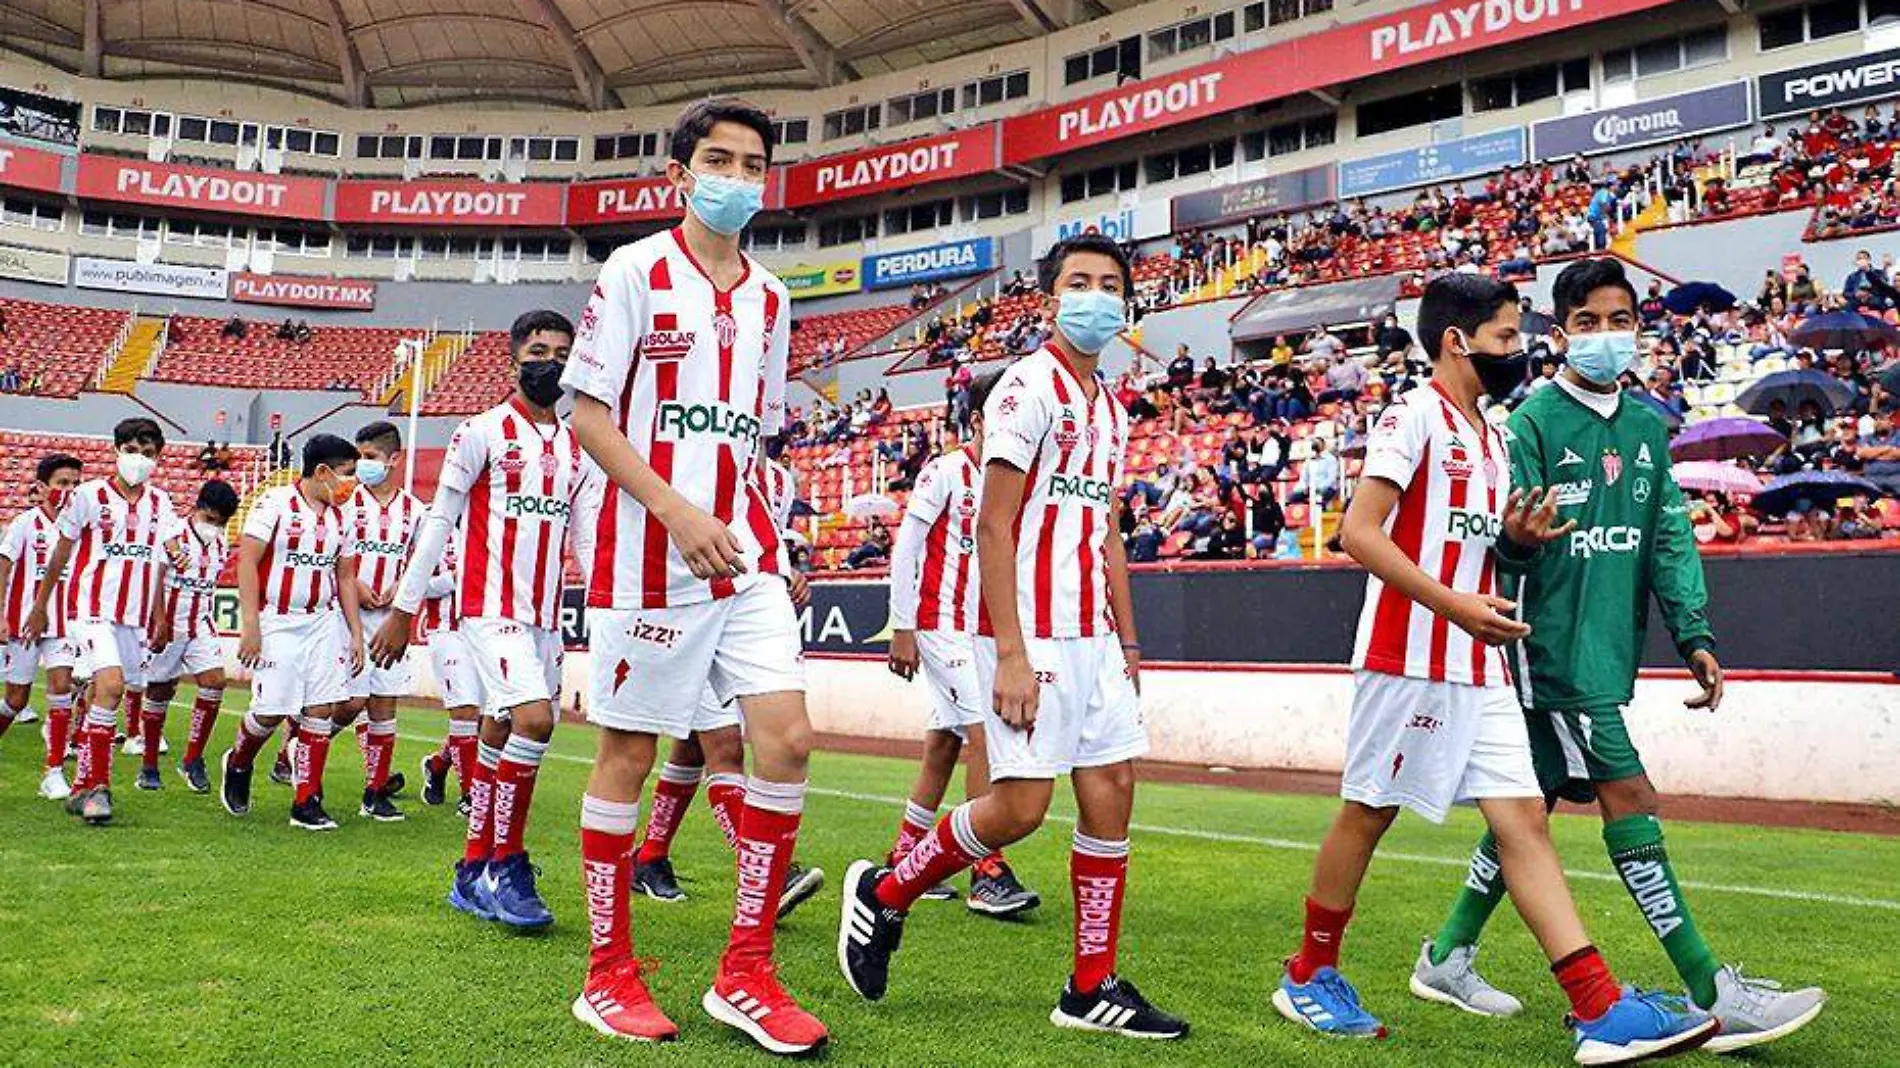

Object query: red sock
[365,721,396,792]
[141,708,165,771]
[1071,834,1129,994]
[84,710,116,789]
[636,763,703,864]
[888,800,936,865]
[720,778,804,973]
[1288,897,1353,984]
[0,704,15,739]
[704,773,746,852]
[464,746,498,865]
[293,723,332,806]
[876,801,987,911]
[43,699,73,770]
[73,724,99,789]
[231,714,272,767]
[1554,946,1621,1022]
[183,689,221,764]
[448,732,477,796]
[580,794,641,975]
[490,736,547,861]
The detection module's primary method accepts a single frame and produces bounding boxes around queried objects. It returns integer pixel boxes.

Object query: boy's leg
[575,726,679,1042]
[139,679,176,784]
[891,729,961,862]
[696,728,748,850]
[181,670,225,768]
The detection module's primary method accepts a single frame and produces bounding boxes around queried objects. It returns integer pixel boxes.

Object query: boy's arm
[1340,479,1528,647]
[24,535,73,641]
[337,554,365,673]
[1102,494,1140,693]
[1651,453,1721,709]
[0,556,12,644]
[236,535,265,666]
[976,461,1036,725]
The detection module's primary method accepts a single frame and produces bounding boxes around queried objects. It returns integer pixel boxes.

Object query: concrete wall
[1634,212,1876,299]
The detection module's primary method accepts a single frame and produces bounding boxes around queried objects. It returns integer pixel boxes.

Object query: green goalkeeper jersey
[1495,381,1715,711]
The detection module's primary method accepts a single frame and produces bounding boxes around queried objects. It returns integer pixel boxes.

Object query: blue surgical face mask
[1055,289,1126,354]
[1564,330,1637,385]
[686,170,765,235]
[356,458,389,488]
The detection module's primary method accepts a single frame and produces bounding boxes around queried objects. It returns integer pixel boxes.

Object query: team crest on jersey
[499,444,529,474]
[1441,434,1474,479]
[1054,409,1081,450]
[957,491,978,517]
[539,451,560,474]
[1601,448,1623,487]
[1086,423,1100,449]
[714,310,737,350]
[998,395,1019,417]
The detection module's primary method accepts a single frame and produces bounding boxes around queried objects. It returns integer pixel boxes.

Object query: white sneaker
[158,734,170,754]
[1409,938,1524,1017]
[1704,964,1826,1053]
[123,735,145,756]
[38,766,72,801]
[15,707,38,725]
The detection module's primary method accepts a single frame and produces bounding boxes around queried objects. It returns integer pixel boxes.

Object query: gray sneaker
[1407,938,1524,1018]
[1703,965,1825,1054]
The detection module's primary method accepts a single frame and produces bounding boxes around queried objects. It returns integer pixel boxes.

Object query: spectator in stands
[1639,280,1669,326]
[1844,249,1895,311]
[1269,335,1294,367]
[908,283,930,310]
[1374,313,1411,361]
[221,315,246,340]
[0,305,7,335]
[867,388,893,427]
[1198,511,1248,560]
[1197,356,1230,399]
[822,404,855,444]
[1244,421,1291,484]
[293,320,312,344]
[1003,270,1033,297]
[1323,353,1367,404]
[1125,508,1163,563]
[214,441,235,471]
[276,317,297,340]
[1689,492,1753,545]
[946,358,974,438]
[1645,367,1688,419]
[844,523,892,569]
[1303,324,1343,364]
[1161,471,1221,538]
[198,441,221,473]
[1790,264,1820,305]
[1863,410,1900,494]
[1290,436,1340,507]
[1165,344,1195,392]
[1587,178,1617,249]
[0,364,19,393]
[1836,493,1886,539]
[269,431,291,468]
[1249,487,1287,556]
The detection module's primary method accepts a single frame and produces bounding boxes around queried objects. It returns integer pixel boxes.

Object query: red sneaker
[572,959,679,1043]
[703,960,829,1056]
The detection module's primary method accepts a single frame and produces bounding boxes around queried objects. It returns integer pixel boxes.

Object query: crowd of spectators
[0,365,43,394]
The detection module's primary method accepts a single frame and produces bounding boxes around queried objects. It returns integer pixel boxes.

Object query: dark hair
[969,370,1004,417]
[195,479,241,522]
[113,417,165,450]
[1551,257,1638,326]
[1417,274,1520,361]
[35,453,81,484]
[1037,232,1134,296]
[670,97,776,168]
[301,434,360,478]
[354,420,402,454]
[510,309,574,354]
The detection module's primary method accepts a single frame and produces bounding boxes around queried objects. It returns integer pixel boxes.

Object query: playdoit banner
[782,260,862,300]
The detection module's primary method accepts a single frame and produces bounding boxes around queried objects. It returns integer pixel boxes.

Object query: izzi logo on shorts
[1047,472,1112,506]
[628,620,680,649]
[656,401,760,446]
[503,494,572,521]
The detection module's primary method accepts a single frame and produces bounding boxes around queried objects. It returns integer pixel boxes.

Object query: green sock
[1604,814,1721,1009]
[1429,831,1507,966]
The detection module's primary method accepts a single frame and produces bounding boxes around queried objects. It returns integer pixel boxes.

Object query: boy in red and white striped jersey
[372,310,588,932]
[221,434,365,833]
[415,536,485,812]
[24,418,176,826]
[0,453,84,802]
[141,479,239,795]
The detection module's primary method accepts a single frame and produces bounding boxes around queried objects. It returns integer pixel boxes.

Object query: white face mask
[193,520,223,543]
[116,453,157,487]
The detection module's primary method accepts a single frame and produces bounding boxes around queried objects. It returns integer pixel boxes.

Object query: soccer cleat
[14,707,37,725]
[38,766,72,801]
[219,748,252,816]
[269,746,294,786]
[704,960,829,1056]
[448,859,495,920]
[1409,938,1524,1017]
[289,796,339,832]
[122,734,145,756]
[1273,966,1388,1039]
[632,857,686,903]
[67,786,113,825]
[1051,974,1188,1039]
[777,861,824,920]
[967,860,1040,917]
[360,787,406,822]
[1569,987,1719,1065]
[383,771,406,798]
[918,882,959,902]
[136,766,163,791]
[485,852,555,930]
[837,860,906,1001]
[177,757,210,794]
[419,753,449,806]
[573,958,679,1043]
[1702,965,1825,1054]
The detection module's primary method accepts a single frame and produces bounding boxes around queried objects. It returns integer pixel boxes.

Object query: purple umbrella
[1671,461,1765,496]
[1669,417,1786,461]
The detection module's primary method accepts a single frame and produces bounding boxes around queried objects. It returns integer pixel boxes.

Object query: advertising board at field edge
[0,140,66,194]
[782,260,862,300]
[333,178,567,227]
[231,272,377,311]
[863,237,995,290]
[1529,81,1753,159]
[73,256,228,299]
[1337,127,1527,198]
[74,156,326,221]
[1758,46,1900,119]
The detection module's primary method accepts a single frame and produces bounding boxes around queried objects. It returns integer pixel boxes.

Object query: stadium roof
[0,0,1126,111]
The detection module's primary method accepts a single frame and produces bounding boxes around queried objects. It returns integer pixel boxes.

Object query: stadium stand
[789,302,920,375]
[149,317,414,395]
[0,429,265,521]
[418,330,512,416]
[0,298,130,398]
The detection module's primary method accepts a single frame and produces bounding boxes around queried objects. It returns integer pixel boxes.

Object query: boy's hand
[1444,592,1531,646]
[887,629,919,680]
[1501,487,1577,546]
[1684,649,1724,711]
[659,500,744,580]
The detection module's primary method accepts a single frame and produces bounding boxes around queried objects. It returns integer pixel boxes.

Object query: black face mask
[1469,348,1530,400]
[518,360,565,408]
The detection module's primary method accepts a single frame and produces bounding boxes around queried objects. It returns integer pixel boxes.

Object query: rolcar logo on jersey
[504,494,571,521]
[286,550,336,568]
[101,542,155,560]
[171,575,218,593]
[1445,509,1501,541]
[1568,525,1642,558]
[656,402,761,445]
[1048,473,1112,506]
[1616,858,1684,938]
[357,539,407,556]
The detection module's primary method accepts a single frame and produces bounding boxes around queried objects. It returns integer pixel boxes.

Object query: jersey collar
[670,226,751,294]
[1044,343,1098,401]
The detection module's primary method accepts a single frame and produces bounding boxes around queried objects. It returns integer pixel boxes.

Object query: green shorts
[1524,706,1648,804]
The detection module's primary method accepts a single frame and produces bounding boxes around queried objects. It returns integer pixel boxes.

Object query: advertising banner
[231,272,377,310]
[782,127,995,207]
[1030,199,1172,253]
[1759,47,1900,119]
[0,141,65,194]
[74,256,228,299]
[333,178,567,226]
[782,260,863,299]
[1530,81,1752,159]
[75,156,325,220]
[863,237,994,290]
[1170,164,1335,230]
[0,244,68,286]
[1337,127,1526,198]
[566,175,685,227]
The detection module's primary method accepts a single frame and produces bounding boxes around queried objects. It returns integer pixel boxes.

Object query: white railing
[141,314,169,379]
[92,304,139,389]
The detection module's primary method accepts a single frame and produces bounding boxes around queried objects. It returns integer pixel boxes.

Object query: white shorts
[428,630,486,712]
[976,634,1148,780]
[1340,670,1541,823]
[3,637,78,685]
[461,617,563,719]
[72,620,148,689]
[146,634,222,684]
[251,611,352,719]
[917,630,983,738]
[349,610,415,699]
[587,578,804,741]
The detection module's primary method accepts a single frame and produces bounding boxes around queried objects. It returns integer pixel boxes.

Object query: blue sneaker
[485,852,554,930]
[448,859,494,920]
[1570,986,1719,1065]
[1271,967,1387,1039]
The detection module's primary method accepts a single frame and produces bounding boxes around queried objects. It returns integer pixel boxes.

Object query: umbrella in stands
[1671,461,1765,496]
[1669,416,1787,461]
[1788,310,1900,353]
[844,492,899,520]
[1662,281,1737,314]
[1735,369,1857,417]
[1749,470,1886,516]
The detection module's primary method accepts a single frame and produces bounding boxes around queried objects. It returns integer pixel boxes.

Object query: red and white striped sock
[42,692,73,770]
[704,772,746,853]
[876,801,988,911]
[230,712,273,768]
[292,716,334,806]
[888,800,937,865]
[580,793,641,976]
[364,719,397,793]
[490,734,548,861]
[446,720,478,797]
[1070,831,1130,994]
[636,762,703,864]
[140,701,169,772]
[463,742,501,865]
[355,720,375,781]
[719,777,805,974]
[183,688,221,764]
[81,705,118,789]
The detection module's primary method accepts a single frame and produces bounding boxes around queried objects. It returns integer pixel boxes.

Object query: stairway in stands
[228,465,297,541]
[98,316,166,394]
[381,332,467,408]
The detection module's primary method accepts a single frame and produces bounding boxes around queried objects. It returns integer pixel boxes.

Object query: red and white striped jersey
[1351,381,1512,687]
[2,506,68,638]
[416,536,461,639]
[57,479,179,627]
[890,447,981,633]
[163,525,228,639]
[438,396,587,629]
[562,227,790,611]
[241,484,356,618]
[346,486,423,603]
[760,457,797,530]
[980,345,1126,640]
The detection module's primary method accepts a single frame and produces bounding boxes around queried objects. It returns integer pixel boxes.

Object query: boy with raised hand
[221,435,365,831]
[1410,257,1826,1052]
[141,479,239,794]
[0,453,83,800]
[1270,273,1717,1065]
[24,419,175,825]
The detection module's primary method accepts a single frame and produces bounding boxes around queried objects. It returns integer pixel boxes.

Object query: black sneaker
[632,856,685,902]
[968,860,1040,917]
[177,757,210,794]
[456,793,472,818]
[290,796,338,831]
[836,860,905,1001]
[918,882,959,902]
[67,785,114,825]
[136,766,163,791]
[269,746,294,786]
[220,748,252,816]
[419,753,449,806]
[1051,975,1188,1039]
[383,771,406,799]
[777,860,825,920]
[361,787,406,822]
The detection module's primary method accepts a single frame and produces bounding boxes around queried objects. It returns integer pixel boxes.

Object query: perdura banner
[782,261,862,299]
[1170,164,1335,230]
[0,244,68,286]
[1530,81,1752,159]
[73,256,228,299]
[863,237,994,290]
[1337,127,1526,198]
[1758,47,1900,119]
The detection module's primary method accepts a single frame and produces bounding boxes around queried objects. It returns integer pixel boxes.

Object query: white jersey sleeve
[241,489,281,545]
[563,253,641,409]
[887,460,951,631]
[983,370,1051,473]
[1362,398,1430,490]
[0,511,27,563]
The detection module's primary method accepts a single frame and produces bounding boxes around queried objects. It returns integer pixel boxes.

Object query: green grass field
[3,684,1897,1067]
